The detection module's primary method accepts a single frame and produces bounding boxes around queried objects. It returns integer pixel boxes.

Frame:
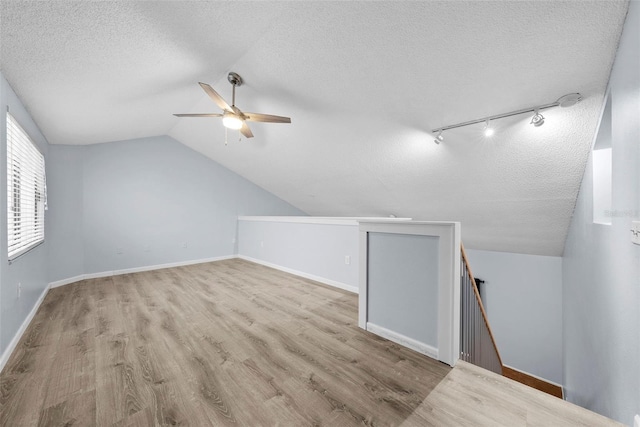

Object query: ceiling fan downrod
[227,72,243,107]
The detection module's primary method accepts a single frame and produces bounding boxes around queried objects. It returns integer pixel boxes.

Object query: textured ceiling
[0,1,629,256]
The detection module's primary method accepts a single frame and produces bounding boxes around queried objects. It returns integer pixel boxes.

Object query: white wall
[0,73,50,356]
[562,1,640,424]
[465,249,563,384]
[238,217,359,292]
[47,136,305,282]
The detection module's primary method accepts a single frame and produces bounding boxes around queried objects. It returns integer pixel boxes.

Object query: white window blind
[7,112,47,261]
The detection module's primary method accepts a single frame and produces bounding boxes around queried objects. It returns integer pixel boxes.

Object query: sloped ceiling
[0,1,629,256]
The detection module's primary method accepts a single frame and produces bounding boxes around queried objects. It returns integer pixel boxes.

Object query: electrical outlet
[17,282,21,299]
[182,242,188,249]
[631,221,640,245]
[345,255,351,265]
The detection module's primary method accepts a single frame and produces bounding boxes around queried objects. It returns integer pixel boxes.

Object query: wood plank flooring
[0,259,622,426]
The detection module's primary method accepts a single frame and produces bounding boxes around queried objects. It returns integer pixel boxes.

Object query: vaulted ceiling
[0,1,629,256]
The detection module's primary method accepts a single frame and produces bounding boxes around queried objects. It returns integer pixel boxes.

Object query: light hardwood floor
[0,259,621,426]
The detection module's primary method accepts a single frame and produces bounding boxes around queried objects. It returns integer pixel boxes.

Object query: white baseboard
[49,274,89,288]
[0,283,51,373]
[49,255,236,288]
[237,255,358,294]
[366,322,439,360]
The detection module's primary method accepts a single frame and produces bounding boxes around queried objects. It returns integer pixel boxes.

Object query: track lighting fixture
[430,93,582,141]
[434,130,444,144]
[530,109,545,127]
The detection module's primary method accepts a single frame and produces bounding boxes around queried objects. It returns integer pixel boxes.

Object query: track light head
[530,110,545,127]
[483,120,494,137]
[434,130,444,144]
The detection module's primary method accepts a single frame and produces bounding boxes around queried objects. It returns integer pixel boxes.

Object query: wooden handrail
[460,243,504,370]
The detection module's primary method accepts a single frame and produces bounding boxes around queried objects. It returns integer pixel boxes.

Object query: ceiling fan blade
[173,113,223,117]
[244,112,291,123]
[198,82,232,111]
[240,121,254,139]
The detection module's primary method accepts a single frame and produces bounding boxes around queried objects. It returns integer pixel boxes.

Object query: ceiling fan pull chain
[225,126,228,146]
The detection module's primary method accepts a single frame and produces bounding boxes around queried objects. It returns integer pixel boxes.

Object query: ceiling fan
[174,72,291,139]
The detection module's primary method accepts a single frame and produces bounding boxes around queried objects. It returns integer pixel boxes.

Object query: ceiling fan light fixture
[174,72,291,140]
[222,112,243,130]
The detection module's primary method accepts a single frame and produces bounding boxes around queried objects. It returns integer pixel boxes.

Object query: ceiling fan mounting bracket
[228,72,243,87]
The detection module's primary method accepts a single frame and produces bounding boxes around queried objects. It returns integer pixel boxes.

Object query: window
[592,93,612,225]
[6,112,46,260]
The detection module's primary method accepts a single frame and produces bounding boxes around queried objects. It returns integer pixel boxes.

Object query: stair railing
[460,244,503,374]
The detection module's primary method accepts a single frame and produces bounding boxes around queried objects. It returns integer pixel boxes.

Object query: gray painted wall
[48,136,305,281]
[0,73,50,355]
[465,249,563,384]
[562,2,640,424]
[367,233,439,347]
[47,146,84,281]
[238,219,358,290]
